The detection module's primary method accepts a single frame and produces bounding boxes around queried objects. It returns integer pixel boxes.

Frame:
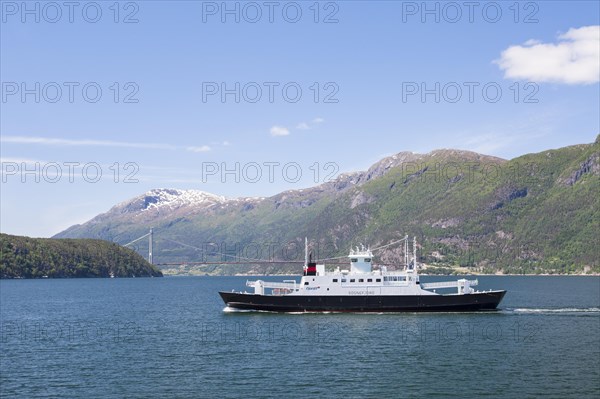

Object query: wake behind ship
[219,237,506,313]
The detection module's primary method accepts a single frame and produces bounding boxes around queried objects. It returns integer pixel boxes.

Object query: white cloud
[272,117,324,136]
[2,135,218,153]
[1,136,177,150]
[523,39,541,46]
[0,157,45,164]
[496,25,600,85]
[295,117,325,131]
[186,145,211,153]
[462,133,520,155]
[458,111,557,156]
[270,126,290,137]
[210,140,231,147]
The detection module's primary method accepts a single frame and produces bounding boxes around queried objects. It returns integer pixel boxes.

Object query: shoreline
[160,272,600,277]
[3,272,599,279]
[2,274,599,280]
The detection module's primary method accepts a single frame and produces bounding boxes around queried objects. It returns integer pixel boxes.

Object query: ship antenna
[413,236,417,270]
[404,234,409,270]
[304,237,308,267]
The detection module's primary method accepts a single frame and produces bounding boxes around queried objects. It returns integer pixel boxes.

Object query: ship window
[365,258,371,262]
[351,258,358,262]
[341,279,347,283]
[350,279,355,283]
[383,277,388,282]
[304,282,309,285]
[376,278,381,282]
[359,279,364,282]
[333,279,338,283]
[367,279,372,282]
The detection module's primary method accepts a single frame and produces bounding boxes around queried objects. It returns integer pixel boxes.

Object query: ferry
[219,237,506,312]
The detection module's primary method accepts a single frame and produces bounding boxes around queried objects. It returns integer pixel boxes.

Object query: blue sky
[1,0,599,237]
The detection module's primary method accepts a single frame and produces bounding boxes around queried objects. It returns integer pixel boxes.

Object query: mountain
[0,234,163,278]
[54,137,600,275]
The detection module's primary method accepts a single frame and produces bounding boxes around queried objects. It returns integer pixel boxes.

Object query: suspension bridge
[122,229,413,268]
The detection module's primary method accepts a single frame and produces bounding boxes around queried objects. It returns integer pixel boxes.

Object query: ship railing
[421,279,478,289]
[272,288,293,296]
[246,280,297,296]
[246,280,297,289]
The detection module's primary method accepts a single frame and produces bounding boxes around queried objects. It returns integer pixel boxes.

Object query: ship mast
[413,236,417,270]
[304,237,308,267]
[404,234,409,270]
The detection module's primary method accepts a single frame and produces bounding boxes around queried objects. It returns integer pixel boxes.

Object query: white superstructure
[246,236,479,297]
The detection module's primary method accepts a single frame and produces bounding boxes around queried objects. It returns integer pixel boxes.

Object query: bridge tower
[149,229,153,264]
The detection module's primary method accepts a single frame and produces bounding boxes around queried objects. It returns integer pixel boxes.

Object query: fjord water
[1,276,599,398]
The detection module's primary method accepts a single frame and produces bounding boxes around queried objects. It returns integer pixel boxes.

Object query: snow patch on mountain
[138,189,226,211]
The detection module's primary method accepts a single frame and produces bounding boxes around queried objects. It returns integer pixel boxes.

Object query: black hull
[219,290,506,313]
